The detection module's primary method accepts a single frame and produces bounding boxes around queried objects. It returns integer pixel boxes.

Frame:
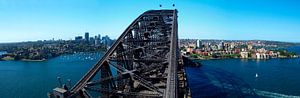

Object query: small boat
[255,73,258,78]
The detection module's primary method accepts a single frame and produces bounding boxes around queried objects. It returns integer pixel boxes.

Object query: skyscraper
[89,37,95,44]
[102,35,112,46]
[95,36,99,45]
[218,41,224,50]
[85,32,89,42]
[196,39,202,49]
[98,34,101,42]
[75,36,83,43]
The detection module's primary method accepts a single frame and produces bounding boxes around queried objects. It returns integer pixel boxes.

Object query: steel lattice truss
[68,10,178,98]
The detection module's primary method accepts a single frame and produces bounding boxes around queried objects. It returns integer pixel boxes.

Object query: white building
[196,39,202,49]
[256,53,261,59]
[240,51,249,59]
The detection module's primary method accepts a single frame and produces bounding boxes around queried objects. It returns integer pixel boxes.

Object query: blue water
[0,46,299,98]
[287,46,300,54]
[186,46,300,98]
[0,52,103,98]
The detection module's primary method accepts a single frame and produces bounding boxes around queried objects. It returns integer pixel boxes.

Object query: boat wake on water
[185,66,300,98]
[185,66,258,97]
[254,89,300,98]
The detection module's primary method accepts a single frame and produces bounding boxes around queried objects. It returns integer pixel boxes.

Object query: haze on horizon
[0,0,300,43]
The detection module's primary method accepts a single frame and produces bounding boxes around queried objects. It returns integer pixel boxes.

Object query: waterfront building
[256,53,261,59]
[256,52,270,59]
[240,51,249,59]
[268,51,278,58]
[262,54,267,59]
[251,53,257,59]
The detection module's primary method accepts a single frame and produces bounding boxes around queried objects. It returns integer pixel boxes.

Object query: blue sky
[0,0,300,42]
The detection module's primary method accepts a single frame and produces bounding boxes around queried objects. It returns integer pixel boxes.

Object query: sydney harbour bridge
[49,9,191,98]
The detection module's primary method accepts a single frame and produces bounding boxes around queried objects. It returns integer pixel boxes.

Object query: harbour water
[0,46,299,97]
[0,52,103,98]
[186,46,300,98]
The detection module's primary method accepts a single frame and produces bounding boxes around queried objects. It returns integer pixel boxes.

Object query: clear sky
[0,0,300,43]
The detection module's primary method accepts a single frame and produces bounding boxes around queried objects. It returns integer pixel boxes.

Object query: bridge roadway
[49,9,190,98]
[165,9,178,98]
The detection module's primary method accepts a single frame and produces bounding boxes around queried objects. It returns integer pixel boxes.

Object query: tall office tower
[97,34,101,44]
[95,36,99,45]
[102,35,112,46]
[98,34,101,41]
[85,32,89,42]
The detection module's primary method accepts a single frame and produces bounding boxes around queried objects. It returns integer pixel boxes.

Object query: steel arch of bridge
[51,9,181,98]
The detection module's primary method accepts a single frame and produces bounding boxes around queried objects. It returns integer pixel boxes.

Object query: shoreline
[187,56,299,61]
[21,59,47,62]
[0,51,104,62]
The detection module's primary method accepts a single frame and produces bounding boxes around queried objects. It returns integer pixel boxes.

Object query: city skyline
[1,0,300,42]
